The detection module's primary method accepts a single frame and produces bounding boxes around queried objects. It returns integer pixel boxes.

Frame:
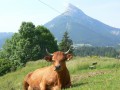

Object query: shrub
[0,59,14,76]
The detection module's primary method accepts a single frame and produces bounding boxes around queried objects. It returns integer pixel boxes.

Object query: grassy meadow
[0,56,120,90]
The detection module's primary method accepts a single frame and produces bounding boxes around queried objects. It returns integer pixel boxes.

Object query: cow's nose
[55,64,61,71]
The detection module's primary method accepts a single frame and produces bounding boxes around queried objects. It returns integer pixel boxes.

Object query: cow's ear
[66,54,73,61]
[44,56,52,62]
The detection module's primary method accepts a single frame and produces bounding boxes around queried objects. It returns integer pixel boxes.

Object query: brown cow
[23,49,72,90]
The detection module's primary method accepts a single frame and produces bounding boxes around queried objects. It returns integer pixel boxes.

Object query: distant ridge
[0,32,13,48]
[44,4,120,46]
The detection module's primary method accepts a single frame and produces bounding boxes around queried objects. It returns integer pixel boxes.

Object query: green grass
[0,57,120,90]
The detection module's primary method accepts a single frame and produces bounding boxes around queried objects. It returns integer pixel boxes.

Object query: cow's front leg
[28,86,33,90]
[52,86,61,90]
[39,82,46,90]
[65,81,72,88]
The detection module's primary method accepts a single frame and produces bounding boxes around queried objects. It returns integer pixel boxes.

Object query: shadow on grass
[63,82,89,90]
[71,82,88,88]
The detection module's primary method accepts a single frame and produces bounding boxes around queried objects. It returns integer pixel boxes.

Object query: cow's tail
[23,80,29,90]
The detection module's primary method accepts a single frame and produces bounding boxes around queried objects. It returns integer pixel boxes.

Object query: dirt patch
[71,70,112,83]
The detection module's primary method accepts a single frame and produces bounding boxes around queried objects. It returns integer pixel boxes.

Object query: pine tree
[59,31,73,53]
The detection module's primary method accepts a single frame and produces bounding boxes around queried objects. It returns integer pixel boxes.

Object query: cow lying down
[23,49,72,90]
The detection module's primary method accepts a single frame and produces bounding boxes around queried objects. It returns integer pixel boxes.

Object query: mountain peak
[44,3,120,46]
[67,3,79,11]
[64,3,85,16]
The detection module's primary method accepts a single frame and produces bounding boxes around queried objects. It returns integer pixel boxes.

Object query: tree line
[74,46,119,57]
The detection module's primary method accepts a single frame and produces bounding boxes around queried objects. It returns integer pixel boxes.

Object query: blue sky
[0,0,120,32]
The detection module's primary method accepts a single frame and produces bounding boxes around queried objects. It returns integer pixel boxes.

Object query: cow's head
[44,49,72,71]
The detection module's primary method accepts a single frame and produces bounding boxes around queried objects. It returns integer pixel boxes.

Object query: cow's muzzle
[54,64,61,71]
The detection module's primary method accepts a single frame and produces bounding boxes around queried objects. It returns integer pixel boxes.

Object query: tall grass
[0,57,120,90]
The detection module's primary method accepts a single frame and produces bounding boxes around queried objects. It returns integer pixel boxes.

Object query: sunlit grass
[0,56,120,90]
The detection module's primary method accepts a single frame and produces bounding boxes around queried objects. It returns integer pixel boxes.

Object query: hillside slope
[44,4,120,46]
[0,57,120,90]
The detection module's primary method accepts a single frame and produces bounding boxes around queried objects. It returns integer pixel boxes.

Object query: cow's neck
[56,65,68,88]
[51,64,68,87]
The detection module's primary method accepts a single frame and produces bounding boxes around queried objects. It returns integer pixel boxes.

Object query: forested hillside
[74,46,119,57]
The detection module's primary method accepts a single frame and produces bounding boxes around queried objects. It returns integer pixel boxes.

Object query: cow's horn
[46,49,53,56]
[64,48,71,54]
